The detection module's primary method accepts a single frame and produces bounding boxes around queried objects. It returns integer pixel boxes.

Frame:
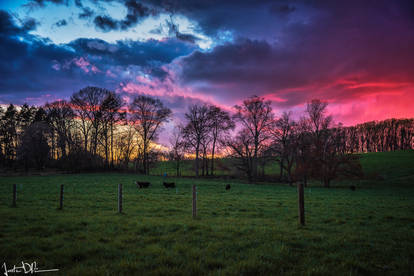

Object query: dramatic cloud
[54,19,67,27]
[176,0,414,122]
[0,9,197,105]
[78,6,94,19]
[93,0,157,31]
[166,19,199,44]
[1,0,414,126]
[93,15,118,32]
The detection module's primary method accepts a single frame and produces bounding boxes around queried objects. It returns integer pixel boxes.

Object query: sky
[1,0,414,137]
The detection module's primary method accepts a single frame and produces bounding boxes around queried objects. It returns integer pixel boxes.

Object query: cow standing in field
[136,181,151,188]
[163,182,175,188]
[225,184,231,190]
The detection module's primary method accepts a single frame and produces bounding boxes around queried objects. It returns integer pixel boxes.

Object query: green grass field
[1,151,414,275]
[151,157,278,177]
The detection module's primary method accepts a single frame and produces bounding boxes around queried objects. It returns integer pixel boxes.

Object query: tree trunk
[176,160,180,176]
[298,182,305,226]
[279,159,284,181]
[110,122,114,168]
[143,141,147,175]
[253,139,258,178]
[195,144,199,177]
[211,137,216,176]
[324,177,330,188]
[105,131,109,168]
[205,148,209,176]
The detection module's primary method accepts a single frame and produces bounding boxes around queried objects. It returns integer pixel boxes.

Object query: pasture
[0,151,414,275]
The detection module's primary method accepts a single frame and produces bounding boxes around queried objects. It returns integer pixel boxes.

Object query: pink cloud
[57,57,101,74]
[118,69,233,113]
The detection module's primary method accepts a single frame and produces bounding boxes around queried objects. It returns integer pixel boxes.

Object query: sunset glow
[1,0,413,136]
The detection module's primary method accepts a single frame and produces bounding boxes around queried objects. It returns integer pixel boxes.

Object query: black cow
[163,182,176,188]
[136,181,151,188]
[349,185,356,191]
[225,184,231,190]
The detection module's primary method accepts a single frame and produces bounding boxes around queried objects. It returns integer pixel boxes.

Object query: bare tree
[233,96,274,179]
[100,92,124,168]
[271,111,297,184]
[115,120,136,170]
[294,117,313,187]
[208,105,235,175]
[129,95,172,175]
[222,128,255,182]
[0,104,19,167]
[45,100,75,159]
[304,99,363,187]
[320,126,363,187]
[306,99,332,143]
[168,126,185,176]
[71,87,111,155]
[18,108,50,171]
[182,104,211,177]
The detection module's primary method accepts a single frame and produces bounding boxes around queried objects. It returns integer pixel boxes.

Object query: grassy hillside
[155,150,414,187]
[151,158,279,178]
[0,151,413,275]
[359,150,414,187]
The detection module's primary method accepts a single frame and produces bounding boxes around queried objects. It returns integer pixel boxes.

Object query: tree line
[0,86,412,186]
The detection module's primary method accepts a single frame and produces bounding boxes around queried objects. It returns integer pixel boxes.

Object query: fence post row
[9,181,302,225]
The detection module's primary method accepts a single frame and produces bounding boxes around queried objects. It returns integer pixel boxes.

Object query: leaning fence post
[118,183,123,213]
[59,184,64,210]
[298,182,305,226]
[192,185,197,219]
[12,184,17,207]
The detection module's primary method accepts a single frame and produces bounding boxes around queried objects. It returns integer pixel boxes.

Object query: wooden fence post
[192,185,197,219]
[118,183,123,213]
[12,184,16,207]
[59,184,64,210]
[298,182,305,226]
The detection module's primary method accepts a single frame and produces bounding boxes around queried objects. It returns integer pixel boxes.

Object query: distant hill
[360,150,414,187]
[154,150,414,187]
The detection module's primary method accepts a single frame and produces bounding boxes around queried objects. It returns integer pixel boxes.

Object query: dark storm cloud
[21,17,40,31]
[54,19,67,27]
[78,7,94,19]
[0,10,89,102]
[74,0,82,7]
[166,20,199,44]
[24,0,67,9]
[93,0,157,31]
[69,37,196,69]
[119,0,155,30]
[0,10,23,35]
[93,15,118,31]
[178,0,414,107]
[140,0,293,39]
[0,10,197,104]
[0,11,40,34]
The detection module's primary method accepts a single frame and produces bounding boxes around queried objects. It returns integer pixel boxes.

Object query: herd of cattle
[136,181,231,190]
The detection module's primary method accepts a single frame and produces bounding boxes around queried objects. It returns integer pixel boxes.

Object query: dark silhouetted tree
[233,96,274,179]
[182,104,211,177]
[208,105,235,175]
[129,95,171,175]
